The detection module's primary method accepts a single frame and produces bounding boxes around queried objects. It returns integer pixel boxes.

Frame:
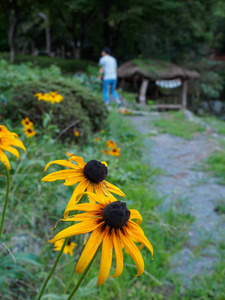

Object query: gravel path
[130,115,225,284]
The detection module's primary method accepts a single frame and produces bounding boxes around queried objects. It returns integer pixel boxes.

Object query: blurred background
[0,1,225,300]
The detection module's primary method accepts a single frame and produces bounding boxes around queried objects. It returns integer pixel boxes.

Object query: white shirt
[99,55,117,80]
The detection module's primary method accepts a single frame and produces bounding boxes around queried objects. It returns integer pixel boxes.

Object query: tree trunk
[45,26,51,55]
[75,47,80,60]
[61,44,65,58]
[38,12,51,55]
[8,10,17,63]
[31,40,36,55]
[21,39,29,54]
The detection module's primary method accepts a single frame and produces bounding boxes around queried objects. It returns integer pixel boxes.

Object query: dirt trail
[130,115,225,284]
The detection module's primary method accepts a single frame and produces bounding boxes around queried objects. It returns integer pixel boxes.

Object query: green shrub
[0,53,94,74]
[6,78,108,143]
[0,59,62,93]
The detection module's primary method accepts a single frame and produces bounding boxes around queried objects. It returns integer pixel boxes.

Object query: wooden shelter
[117,59,200,109]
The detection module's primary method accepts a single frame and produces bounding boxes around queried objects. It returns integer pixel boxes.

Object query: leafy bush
[0,59,61,93]
[5,78,108,142]
[0,53,94,74]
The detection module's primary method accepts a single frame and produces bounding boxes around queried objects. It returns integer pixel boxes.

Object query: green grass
[1,108,225,300]
[206,140,225,184]
[203,116,225,135]
[151,111,205,139]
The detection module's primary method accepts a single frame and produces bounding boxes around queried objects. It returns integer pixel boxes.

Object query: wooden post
[139,79,149,105]
[181,79,187,109]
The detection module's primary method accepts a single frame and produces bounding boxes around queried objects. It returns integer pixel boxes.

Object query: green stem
[66,248,100,300]
[37,221,74,300]
[0,166,10,239]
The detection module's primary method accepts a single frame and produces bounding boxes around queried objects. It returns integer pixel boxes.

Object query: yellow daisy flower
[94,137,100,142]
[100,130,105,133]
[42,156,125,216]
[0,125,26,169]
[21,117,33,128]
[106,140,117,149]
[23,127,36,138]
[34,91,63,104]
[74,130,79,137]
[108,148,120,157]
[50,192,153,286]
[52,238,77,256]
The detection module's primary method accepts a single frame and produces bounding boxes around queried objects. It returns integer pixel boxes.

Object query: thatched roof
[117,59,200,80]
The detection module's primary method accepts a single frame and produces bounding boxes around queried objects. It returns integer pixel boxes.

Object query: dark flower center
[67,238,71,246]
[103,201,130,228]
[83,160,107,183]
[28,129,32,133]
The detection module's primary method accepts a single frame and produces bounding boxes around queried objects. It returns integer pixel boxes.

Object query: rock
[201,101,209,111]
[210,100,224,115]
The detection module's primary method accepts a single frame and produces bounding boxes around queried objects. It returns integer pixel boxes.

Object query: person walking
[98,47,121,106]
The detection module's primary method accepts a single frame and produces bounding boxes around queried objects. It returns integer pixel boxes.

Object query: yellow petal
[127,224,153,259]
[50,219,100,243]
[69,156,85,167]
[95,183,106,197]
[63,175,84,186]
[0,144,19,159]
[63,179,90,217]
[97,227,113,286]
[77,191,108,205]
[103,181,125,197]
[119,230,144,276]
[129,209,143,225]
[44,159,80,172]
[63,202,101,218]
[42,169,81,182]
[110,229,124,278]
[76,227,105,274]
[3,137,26,152]
[61,211,101,222]
[0,149,11,169]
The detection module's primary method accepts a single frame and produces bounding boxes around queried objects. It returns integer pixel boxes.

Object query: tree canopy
[0,0,225,62]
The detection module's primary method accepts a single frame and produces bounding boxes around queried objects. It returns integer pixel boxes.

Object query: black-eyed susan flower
[23,127,36,138]
[50,192,153,286]
[94,137,100,142]
[42,156,125,216]
[74,130,79,137]
[34,91,63,104]
[106,140,117,149]
[100,130,105,133]
[52,238,77,256]
[102,148,120,157]
[108,148,120,157]
[21,117,33,128]
[0,125,26,169]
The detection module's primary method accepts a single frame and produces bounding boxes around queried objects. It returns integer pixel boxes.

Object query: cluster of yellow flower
[0,125,26,169]
[34,91,63,104]
[21,117,36,138]
[0,123,153,297]
[118,107,131,115]
[41,152,153,289]
[102,140,120,156]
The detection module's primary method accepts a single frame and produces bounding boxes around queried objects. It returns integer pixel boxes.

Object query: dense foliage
[0,0,225,62]
[0,60,108,142]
